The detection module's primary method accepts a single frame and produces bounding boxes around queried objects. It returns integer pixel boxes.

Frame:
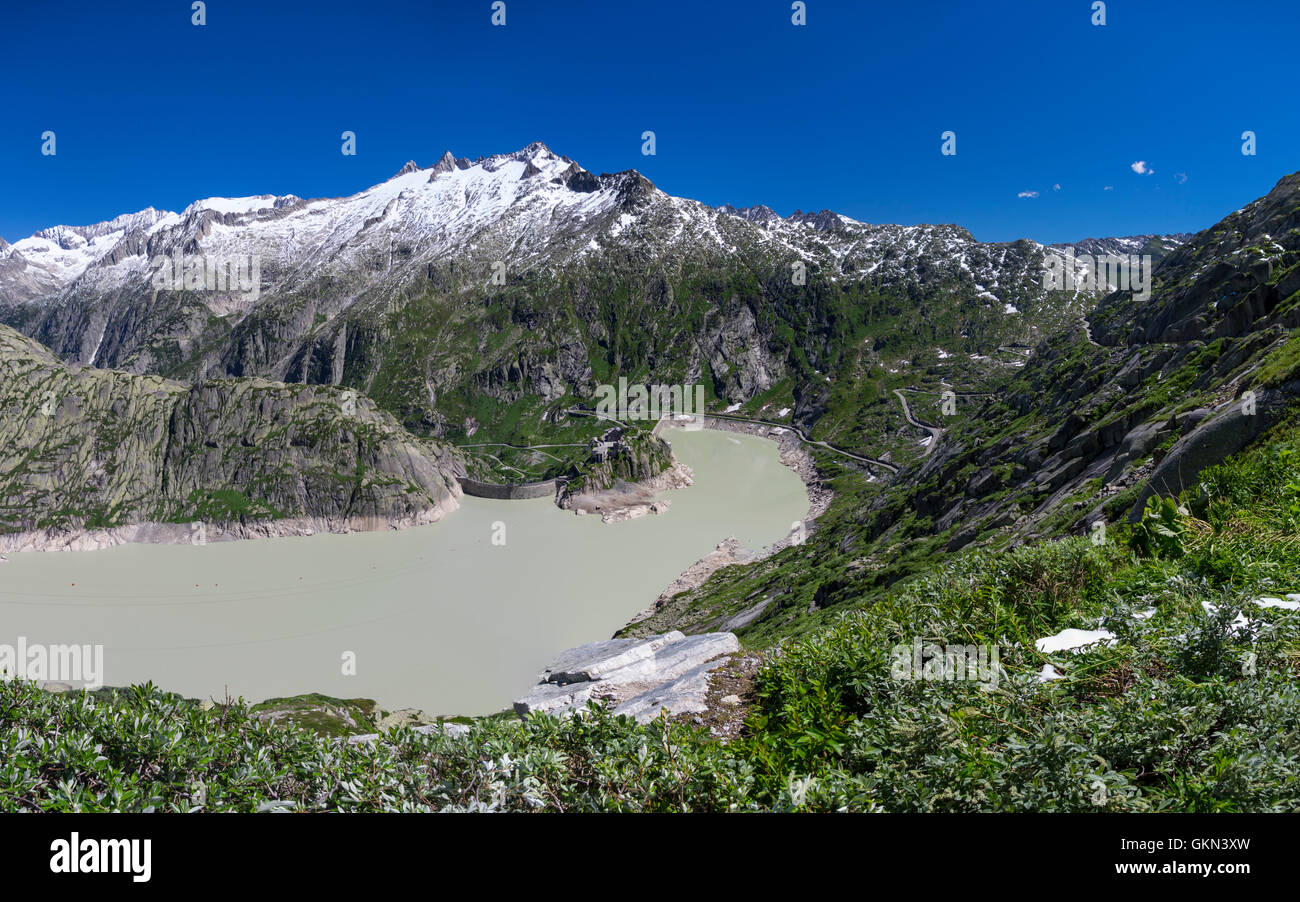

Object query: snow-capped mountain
[4,142,1097,327]
[0,208,180,304]
[0,142,1190,439]
[1050,233,1194,260]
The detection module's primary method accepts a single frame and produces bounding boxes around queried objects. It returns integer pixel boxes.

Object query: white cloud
[1104,185,1114,191]
[1017,190,1040,198]
[1131,160,1153,175]
[1174,172,1188,184]
[1053,183,1061,191]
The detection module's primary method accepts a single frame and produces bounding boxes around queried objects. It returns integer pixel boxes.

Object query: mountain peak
[35,207,179,245]
[718,203,781,225]
[788,209,849,232]
[394,160,423,177]
[473,141,558,169]
[511,141,555,160]
[429,150,458,176]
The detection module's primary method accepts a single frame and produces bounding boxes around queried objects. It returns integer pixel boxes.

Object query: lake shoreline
[620,417,833,630]
[3,426,812,719]
[0,416,824,561]
[0,493,462,554]
[557,460,694,521]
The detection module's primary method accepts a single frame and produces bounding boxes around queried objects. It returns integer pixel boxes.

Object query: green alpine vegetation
[3,418,1298,812]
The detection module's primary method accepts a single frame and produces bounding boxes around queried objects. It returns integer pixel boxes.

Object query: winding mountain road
[893,389,943,456]
[1081,315,1100,346]
[562,408,632,429]
[687,412,899,475]
[457,441,586,464]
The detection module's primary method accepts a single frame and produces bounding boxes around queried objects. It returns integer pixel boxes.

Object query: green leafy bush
[1129,495,1190,559]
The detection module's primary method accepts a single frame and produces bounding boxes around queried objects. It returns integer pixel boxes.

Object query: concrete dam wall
[456,476,559,500]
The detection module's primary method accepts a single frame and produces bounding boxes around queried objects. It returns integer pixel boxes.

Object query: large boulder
[1104,419,1169,483]
[1127,381,1300,520]
[612,661,732,722]
[539,631,686,685]
[514,631,739,723]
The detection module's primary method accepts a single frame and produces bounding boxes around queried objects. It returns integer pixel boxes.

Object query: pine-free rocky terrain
[2,145,1299,811]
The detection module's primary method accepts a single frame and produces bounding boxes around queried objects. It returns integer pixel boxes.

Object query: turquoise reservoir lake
[0,428,808,715]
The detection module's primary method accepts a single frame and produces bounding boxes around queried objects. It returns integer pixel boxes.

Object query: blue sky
[2,0,1296,244]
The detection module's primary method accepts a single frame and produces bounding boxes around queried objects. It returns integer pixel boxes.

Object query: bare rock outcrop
[513,631,739,723]
[0,324,462,550]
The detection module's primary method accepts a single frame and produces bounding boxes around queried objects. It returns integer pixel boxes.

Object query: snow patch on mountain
[0,141,1197,377]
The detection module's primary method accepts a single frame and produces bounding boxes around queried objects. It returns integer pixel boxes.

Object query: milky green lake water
[0,428,808,715]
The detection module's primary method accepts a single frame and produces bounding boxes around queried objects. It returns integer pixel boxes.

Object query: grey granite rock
[539,631,684,685]
[514,630,739,723]
[611,658,732,722]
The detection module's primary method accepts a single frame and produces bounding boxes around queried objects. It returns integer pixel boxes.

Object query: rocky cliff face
[0,324,461,549]
[850,171,1300,557]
